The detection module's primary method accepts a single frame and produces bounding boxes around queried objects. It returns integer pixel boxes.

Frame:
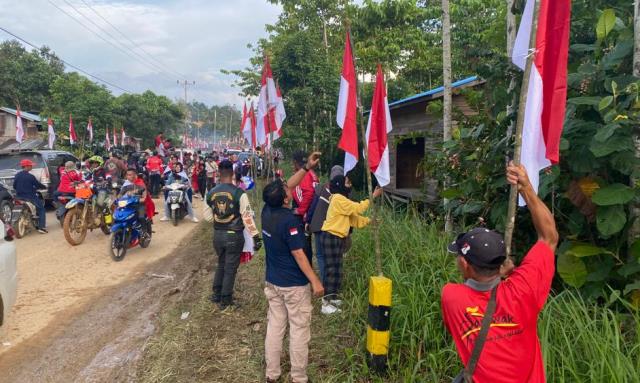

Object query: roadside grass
[316,209,640,383]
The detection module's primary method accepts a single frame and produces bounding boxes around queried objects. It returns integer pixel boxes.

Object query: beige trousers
[264,282,313,383]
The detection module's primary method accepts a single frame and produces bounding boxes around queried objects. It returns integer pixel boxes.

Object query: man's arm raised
[287,152,321,189]
[507,162,559,252]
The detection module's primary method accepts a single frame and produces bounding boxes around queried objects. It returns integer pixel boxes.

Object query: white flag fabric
[87,119,93,142]
[47,118,55,149]
[15,108,24,143]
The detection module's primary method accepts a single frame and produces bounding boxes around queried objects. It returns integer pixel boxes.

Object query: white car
[0,219,17,327]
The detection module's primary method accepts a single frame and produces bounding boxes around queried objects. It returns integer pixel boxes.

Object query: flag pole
[504,0,540,258]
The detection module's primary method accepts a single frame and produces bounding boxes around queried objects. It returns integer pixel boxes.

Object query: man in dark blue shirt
[262,152,323,383]
[13,159,48,233]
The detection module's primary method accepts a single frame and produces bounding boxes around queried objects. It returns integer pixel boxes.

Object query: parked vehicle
[12,195,45,238]
[0,181,14,224]
[165,182,188,226]
[0,150,79,203]
[109,194,151,261]
[62,179,113,246]
[0,219,16,328]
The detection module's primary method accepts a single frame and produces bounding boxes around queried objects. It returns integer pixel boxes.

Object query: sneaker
[321,302,341,315]
[209,294,221,303]
[160,216,169,221]
[37,228,48,234]
[191,216,199,223]
[330,299,343,307]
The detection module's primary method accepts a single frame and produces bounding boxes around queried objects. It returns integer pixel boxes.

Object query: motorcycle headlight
[118,200,128,208]
[112,182,118,188]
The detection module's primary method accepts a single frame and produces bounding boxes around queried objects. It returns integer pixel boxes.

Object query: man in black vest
[207,160,261,309]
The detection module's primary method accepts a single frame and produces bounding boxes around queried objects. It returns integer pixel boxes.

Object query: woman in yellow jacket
[320,175,382,314]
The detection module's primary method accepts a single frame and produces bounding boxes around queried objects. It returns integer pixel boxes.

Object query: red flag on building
[512,0,571,205]
[336,31,358,174]
[69,114,77,145]
[365,65,393,187]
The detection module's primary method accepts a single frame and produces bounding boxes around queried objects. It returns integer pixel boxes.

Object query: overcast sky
[0,0,281,107]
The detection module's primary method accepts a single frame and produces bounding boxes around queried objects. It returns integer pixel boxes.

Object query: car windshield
[0,153,45,171]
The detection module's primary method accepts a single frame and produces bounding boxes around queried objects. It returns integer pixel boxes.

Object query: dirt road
[0,196,207,381]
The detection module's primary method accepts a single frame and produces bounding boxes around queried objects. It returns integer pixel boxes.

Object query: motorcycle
[62,179,114,246]
[164,182,188,227]
[109,194,152,262]
[11,194,45,238]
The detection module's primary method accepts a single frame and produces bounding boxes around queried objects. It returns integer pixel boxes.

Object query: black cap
[219,160,234,170]
[447,227,506,268]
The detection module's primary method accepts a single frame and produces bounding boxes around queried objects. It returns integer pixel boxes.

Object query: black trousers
[149,173,161,197]
[212,230,245,299]
[293,215,313,263]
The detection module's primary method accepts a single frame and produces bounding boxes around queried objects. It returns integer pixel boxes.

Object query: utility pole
[177,80,195,146]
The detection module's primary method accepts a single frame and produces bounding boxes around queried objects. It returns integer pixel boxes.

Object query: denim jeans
[212,230,245,299]
[22,196,46,229]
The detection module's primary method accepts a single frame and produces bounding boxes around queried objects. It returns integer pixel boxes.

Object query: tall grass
[316,209,640,383]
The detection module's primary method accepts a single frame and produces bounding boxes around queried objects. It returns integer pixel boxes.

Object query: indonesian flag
[365,65,393,187]
[47,118,55,149]
[240,102,248,135]
[256,57,278,145]
[105,127,111,150]
[15,108,24,143]
[241,102,253,147]
[272,86,286,140]
[512,0,571,205]
[121,128,126,144]
[113,126,118,147]
[87,118,93,142]
[249,102,257,149]
[69,114,77,145]
[337,32,358,174]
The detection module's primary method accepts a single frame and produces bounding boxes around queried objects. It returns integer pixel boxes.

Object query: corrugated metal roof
[387,75,481,109]
[0,107,42,122]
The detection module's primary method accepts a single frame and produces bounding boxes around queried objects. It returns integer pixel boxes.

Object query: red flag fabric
[512,0,571,204]
[105,127,111,150]
[47,118,55,149]
[365,65,393,187]
[113,127,118,147]
[87,118,93,142]
[69,114,77,144]
[15,107,24,143]
[249,102,257,149]
[336,32,358,174]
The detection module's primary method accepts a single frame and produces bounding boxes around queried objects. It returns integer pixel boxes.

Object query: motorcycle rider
[13,159,47,234]
[104,151,127,181]
[86,156,106,181]
[120,168,155,223]
[146,151,164,198]
[53,161,82,219]
[161,162,198,223]
[206,160,261,309]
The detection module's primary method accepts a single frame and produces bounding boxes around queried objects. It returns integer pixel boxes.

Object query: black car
[0,181,13,224]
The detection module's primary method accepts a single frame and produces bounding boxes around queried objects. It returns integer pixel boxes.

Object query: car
[0,218,16,328]
[0,150,79,203]
[0,181,13,224]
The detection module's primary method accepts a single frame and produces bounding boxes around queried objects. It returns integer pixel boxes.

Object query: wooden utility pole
[504,0,539,258]
[635,0,640,77]
[177,80,195,145]
[506,0,518,141]
[442,0,453,233]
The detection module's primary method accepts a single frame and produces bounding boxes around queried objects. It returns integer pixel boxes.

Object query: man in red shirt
[291,150,318,259]
[441,163,558,383]
[146,151,164,198]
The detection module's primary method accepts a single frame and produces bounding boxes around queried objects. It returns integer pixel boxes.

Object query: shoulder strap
[463,285,498,383]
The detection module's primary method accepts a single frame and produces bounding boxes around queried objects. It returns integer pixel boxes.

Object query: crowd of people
[204,149,558,383]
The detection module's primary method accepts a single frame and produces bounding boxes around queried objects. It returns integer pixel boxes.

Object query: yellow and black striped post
[366,275,392,373]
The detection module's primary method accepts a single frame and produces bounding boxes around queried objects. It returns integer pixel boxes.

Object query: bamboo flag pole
[504,0,540,258]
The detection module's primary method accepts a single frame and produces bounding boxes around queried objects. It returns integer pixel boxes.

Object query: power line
[0,26,132,93]
[78,0,185,79]
[61,0,176,81]
[47,0,173,84]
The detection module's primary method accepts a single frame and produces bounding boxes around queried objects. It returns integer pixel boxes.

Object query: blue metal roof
[0,107,42,122]
[387,75,480,109]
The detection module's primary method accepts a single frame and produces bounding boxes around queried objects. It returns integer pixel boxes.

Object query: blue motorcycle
[109,194,151,261]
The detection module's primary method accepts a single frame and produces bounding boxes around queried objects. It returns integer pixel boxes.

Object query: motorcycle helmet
[88,155,104,165]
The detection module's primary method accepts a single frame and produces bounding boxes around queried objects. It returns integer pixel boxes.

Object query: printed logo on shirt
[458,306,520,344]
[289,227,299,236]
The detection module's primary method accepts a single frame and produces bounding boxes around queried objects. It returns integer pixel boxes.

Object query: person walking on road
[262,152,323,383]
[13,159,48,234]
[441,162,558,383]
[146,151,164,198]
[206,160,261,309]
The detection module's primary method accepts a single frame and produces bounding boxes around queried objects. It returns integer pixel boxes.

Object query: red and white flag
[272,86,286,141]
[241,102,253,147]
[15,107,24,143]
[249,102,257,149]
[113,126,118,147]
[121,128,126,145]
[512,0,571,205]
[69,114,77,145]
[337,32,358,174]
[365,65,393,187]
[87,118,93,142]
[47,118,55,149]
[105,127,111,150]
[256,57,278,146]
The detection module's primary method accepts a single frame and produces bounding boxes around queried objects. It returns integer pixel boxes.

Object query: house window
[396,137,424,189]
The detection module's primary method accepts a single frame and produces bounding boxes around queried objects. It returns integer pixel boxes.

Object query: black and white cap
[447,227,506,268]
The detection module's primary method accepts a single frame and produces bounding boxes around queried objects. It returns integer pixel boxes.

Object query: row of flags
[240,57,286,151]
[15,111,127,150]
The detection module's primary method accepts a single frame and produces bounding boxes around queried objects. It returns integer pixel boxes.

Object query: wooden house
[383,76,485,204]
[0,107,42,148]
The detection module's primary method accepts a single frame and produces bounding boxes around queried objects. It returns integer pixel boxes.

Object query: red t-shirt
[146,156,164,173]
[293,170,318,220]
[441,241,555,383]
[58,170,82,194]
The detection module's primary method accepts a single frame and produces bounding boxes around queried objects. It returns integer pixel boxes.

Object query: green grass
[314,209,640,383]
